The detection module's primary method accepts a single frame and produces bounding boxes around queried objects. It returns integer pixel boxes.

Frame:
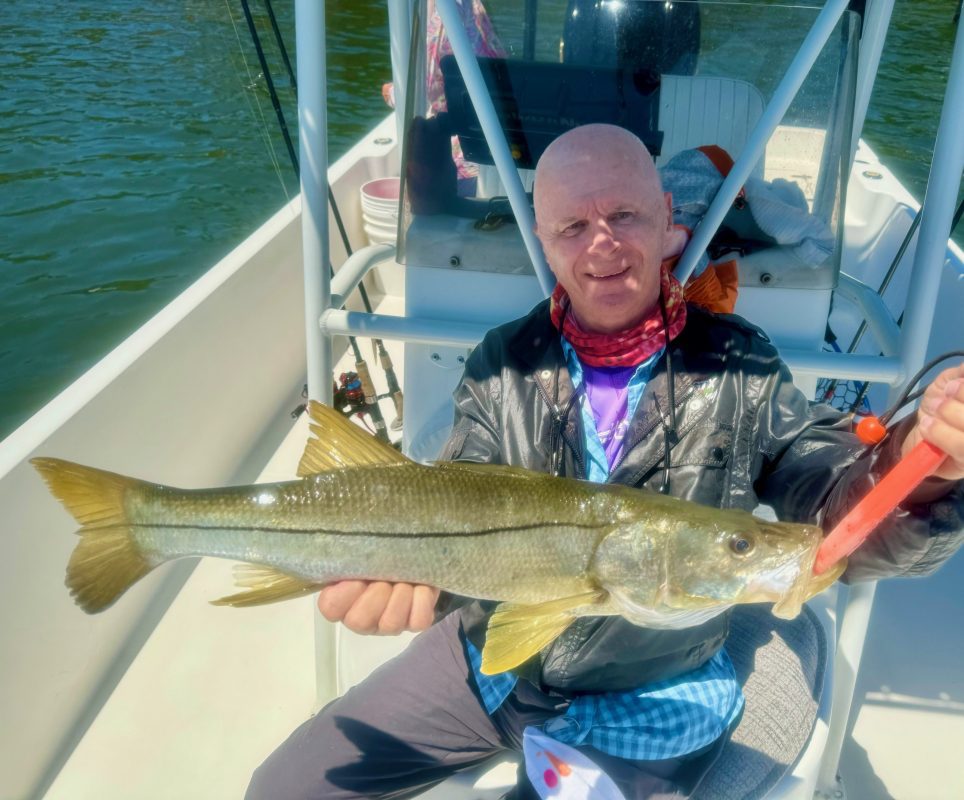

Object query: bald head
[534,124,663,227]
[531,124,676,334]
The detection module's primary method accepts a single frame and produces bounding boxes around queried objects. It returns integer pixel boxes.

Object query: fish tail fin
[31,457,153,613]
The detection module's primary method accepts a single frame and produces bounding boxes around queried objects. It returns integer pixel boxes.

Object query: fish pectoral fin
[211,564,322,607]
[480,590,606,676]
[297,401,409,477]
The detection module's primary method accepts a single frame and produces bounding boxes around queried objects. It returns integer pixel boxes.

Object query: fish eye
[729,535,754,556]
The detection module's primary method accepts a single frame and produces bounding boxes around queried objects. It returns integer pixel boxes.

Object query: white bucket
[360,177,400,246]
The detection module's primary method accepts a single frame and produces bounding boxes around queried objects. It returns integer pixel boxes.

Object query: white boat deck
[39,278,964,799]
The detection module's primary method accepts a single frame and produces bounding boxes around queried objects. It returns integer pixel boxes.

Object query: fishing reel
[289,374,367,421]
[333,371,368,419]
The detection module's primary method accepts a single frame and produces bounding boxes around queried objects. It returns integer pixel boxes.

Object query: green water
[1,0,961,439]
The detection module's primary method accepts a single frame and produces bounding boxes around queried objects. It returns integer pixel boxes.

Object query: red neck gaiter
[549,259,687,367]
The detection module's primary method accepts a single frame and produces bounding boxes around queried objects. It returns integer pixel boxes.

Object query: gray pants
[246,613,726,800]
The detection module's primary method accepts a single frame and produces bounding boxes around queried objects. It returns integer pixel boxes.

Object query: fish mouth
[767,538,847,619]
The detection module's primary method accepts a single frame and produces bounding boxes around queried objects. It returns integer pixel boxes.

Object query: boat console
[396,0,862,460]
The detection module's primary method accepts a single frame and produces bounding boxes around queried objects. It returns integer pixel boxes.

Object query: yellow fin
[297,400,409,477]
[31,458,153,613]
[211,564,321,607]
[480,590,606,675]
[65,525,152,614]
[32,457,138,527]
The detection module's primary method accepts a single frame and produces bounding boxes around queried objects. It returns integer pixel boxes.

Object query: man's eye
[561,222,586,237]
[610,211,634,223]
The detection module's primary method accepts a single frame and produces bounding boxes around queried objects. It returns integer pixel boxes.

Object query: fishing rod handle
[813,439,946,574]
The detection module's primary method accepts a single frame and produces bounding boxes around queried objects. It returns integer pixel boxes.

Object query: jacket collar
[506,301,724,483]
[611,316,727,484]
[508,300,576,413]
[507,300,720,409]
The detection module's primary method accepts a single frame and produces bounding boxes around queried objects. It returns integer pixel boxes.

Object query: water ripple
[0,0,390,436]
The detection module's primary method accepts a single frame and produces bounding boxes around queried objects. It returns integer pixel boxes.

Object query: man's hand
[902,364,964,481]
[317,580,440,635]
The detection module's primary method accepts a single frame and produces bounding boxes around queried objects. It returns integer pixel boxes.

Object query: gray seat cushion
[694,604,828,800]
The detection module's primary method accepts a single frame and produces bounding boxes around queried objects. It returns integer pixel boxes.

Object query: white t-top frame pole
[296,0,333,407]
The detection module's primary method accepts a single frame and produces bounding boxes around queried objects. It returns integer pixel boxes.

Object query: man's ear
[660,192,688,260]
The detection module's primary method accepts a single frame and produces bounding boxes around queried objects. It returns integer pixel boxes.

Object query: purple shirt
[582,363,636,469]
[561,339,661,480]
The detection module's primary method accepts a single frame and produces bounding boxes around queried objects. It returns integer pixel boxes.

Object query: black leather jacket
[439,300,964,693]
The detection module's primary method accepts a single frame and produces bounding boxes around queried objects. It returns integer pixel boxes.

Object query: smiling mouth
[587,265,631,280]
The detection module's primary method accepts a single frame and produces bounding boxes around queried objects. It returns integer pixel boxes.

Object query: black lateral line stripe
[117,521,603,537]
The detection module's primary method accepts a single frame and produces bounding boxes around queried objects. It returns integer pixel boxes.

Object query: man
[248,124,964,799]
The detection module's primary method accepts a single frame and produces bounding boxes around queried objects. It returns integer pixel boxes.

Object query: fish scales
[117,464,617,603]
[130,524,600,604]
[126,464,628,535]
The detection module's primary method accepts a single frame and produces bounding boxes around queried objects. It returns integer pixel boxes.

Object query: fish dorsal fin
[211,564,322,607]
[480,590,606,675]
[297,400,409,477]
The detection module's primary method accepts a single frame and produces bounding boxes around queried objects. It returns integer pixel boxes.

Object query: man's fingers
[317,581,441,635]
[317,580,369,623]
[377,582,415,635]
[342,581,394,634]
[919,416,964,480]
[915,368,964,481]
[409,585,442,631]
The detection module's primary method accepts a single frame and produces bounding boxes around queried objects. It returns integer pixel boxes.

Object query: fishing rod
[239,0,298,172]
[253,0,402,369]
[261,0,296,93]
[238,0,403,440]
[251,0,404,433]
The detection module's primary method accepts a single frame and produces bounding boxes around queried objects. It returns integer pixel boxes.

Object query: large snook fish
[32,401,843,674]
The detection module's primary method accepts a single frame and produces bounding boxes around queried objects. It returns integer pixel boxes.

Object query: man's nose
[588,220,620,255]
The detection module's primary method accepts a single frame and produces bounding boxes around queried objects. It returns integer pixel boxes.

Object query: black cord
[879,350,964,425]
[657,289,678,494]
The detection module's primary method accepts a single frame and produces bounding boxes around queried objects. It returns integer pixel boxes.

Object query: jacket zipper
[609,382,697,481]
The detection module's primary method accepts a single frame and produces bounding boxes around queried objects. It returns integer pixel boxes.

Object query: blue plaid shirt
[465,339,744,761]
[465,639,743,761]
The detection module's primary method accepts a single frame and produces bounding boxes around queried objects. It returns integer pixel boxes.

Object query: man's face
[535,152,674,334]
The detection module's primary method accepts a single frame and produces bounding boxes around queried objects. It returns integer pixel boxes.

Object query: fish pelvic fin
[297,400,409,477]
[480,590,607,676]
[32,457,155,614]
[211,564,322,607]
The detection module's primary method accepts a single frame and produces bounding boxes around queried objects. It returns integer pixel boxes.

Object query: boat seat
[335,594,834,799]
[656,75,765,175]
[694,600,833,800]
[476,73,766,198]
